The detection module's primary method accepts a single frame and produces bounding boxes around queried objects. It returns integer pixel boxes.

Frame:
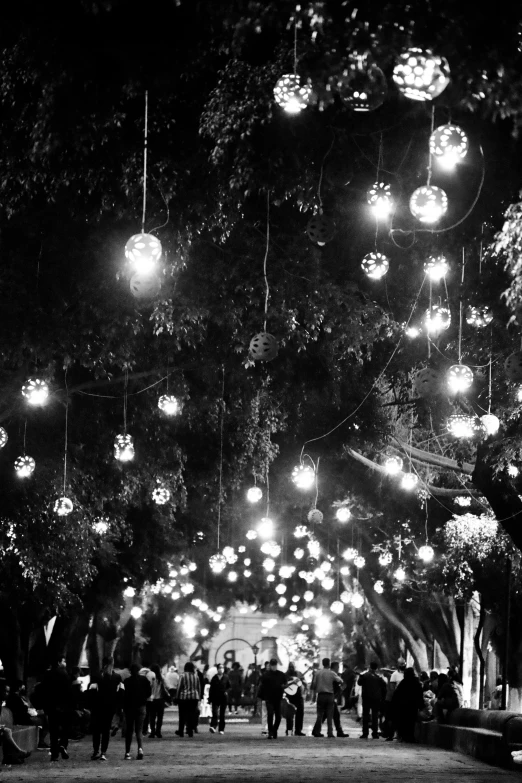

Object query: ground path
[3,707,521,782]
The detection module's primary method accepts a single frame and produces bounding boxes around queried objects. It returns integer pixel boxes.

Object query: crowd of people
[0,652,479,765]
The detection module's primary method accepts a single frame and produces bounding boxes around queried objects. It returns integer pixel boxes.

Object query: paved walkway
[3,709,521,782]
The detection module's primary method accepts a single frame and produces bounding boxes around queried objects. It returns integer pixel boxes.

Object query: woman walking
[391,668,424,742]
[175,663,201,738]
[149,664,169,739]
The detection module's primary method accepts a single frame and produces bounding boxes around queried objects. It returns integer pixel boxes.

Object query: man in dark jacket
[87,656,124,761]
[358,662,386,739]
[227,662,244,715]
[123,664,151,760]
[208,664,231,734]
[40,656,74,762]
[258,658,287,739]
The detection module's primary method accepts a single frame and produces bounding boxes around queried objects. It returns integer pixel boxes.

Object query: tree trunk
[473,444,522,550]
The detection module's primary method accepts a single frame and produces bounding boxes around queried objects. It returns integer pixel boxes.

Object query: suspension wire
[263,192,270,332]
[488,329,493,414]
[217,366,225,551]
[428,278,432,360]
[293,11,298,75]
[63,370,68,494]
[23,420,27,454]
[265,457,270,517]
[142,90,149,232]
[314,456,320,509]
[123,368,128,433]
[459,248,465,363]
[427,105,435,186]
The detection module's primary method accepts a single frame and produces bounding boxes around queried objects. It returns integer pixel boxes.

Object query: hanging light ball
[321,576,335,590]
[223,546,238,564]
[447,413,475,438]
[351,593,364,609]
[340,566,350,576]
[277,596,287,607]
[414,367,442,398]
[374,580,384,594]
[263,557,275,572]
[279,565,295,578]
[307,508,323,525]
[152,486,170,505]
[378,552,393,566]
[418,544,435,563]
[405,325,421,339]
[54,496,73,516]
[14,455,35,478]
[257,517,274,539]
[209,554,227,574]
[336,507,351,522]
[294,547,305,559]
[114,434,135,462]
[361,251,390,280]
[125,233,162,274]
[425,305,451,334]
[130,606,143,620]
[367,182,393,219]
[330,600,344,615]
[227,571,238,583]
[246,529,258,540]
[454,495,472,507]
[393,48,450,101]
[410,186,448,224]
[447,364,474,394]
[394,566,406,581]
[294,525,309,538]
[340,590,351,604]
[430,124,469,169]
[424,255,449,281]
[481,413,500,436]
[158,395,180,416]
[466,305,493,328]
[129,271,161,299]
[342,547,358,561]
[275,583,287,595]
[353,555,366,569]
[334,57,387,111]
[247,486,262,503]
[306,213,336,246]
[304,590,314,602]
[0,428,7,448]
[22,378,49,406]
[401,473,419,491]
[292,464,315,490]
[307,539,321,558]
[384,455,403,475]
[505,352,522,383]
[249,332,278,362]
[273,73,312,114]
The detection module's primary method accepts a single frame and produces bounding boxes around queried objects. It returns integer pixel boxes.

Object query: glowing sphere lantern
[419,544,435,563]
[353,555,366,569]
[257,517,274,539]
[466,306,493,328]
[227,571,238,583]
[273,73,312,114]
[152,486,170,505]
[447,413,475,438]
[306,214,336,246]
[54,496,73,516]
[294,525,308,538]
[114,434,134,462]
[321,576,335,590]
[505,352,522,383]
[425,305,451,334]
[454,495,471,507]
[393,48,450,101]
[401,473,418,491]
[275,583,287,595]
[335,58,387,111]
[14,455,35,478]
[374,580,384,594]
[130,606,143,620]
[481,413,500,436]
[158,395,180,416]
[410,186,448,224]
[223,546,237,564]
[294,547,305,559]
[247,486,262,503]
[447,364,473,394]
[351,593,364,609]
[330,600,344,615]
[307,508,323,525]
[292,464,315,490]
[0,428,7,448]
[430,124,469,169]
[246,529,258,540]
[367,182,393,219]
[394,566,406,581]
[342,547,358,561]
[304,590,314,602]
[378,552,393,566]
[308,539,321,558]
[209,554,227,574]
[129,271,161,299]
[361,251,389,280]
[249,332,278,362]
[263,557,275,572]
[336,507,351,522]
[424,255,449,281]
[414,367,442,398]
[22,378,49,406]
[125,233,162,273]
[278,597,287,607]
[384,455,403,475]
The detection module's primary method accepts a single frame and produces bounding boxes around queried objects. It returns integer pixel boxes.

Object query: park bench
[416,707,522,768]
[0,706,39,755]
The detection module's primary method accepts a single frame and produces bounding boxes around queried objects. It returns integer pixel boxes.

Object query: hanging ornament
[303,590,314,602]
[278,596,287,607]
[334,56,387,111]
[447,364,474,394]
[336,507,351,522]
[425,305,451,334]
[249,332,278,362]
[505,352,522,383]
[263,557,275,572]
[447,413,475,438]
[14,455,35,478]
[410,186,448,224]
[367,182,393,219]
[405,326,421,339]
[22,378,49,406]
[401,473,418,491]
[321,576,335,590]
[292,464,315,490]
[0,428,7,448]
[273,73,312,114]
[384,455,403,475]
[129,271,161,299]
[342,547,358,561]
[294,547,305,559]
[307,539,321,558]
[114,434,135,462]
[424,255,449,281]
[222,546,238,564]
[125,233,162,274]
[393,48,450,101]
[246,529,258,540]
[54,496,73,516]
[353,555,366,568]
[279,565,295,578]
[361,251,390,280]
[378,552,393,566]
[508,464,519,478]
[351,593,364,608]
[339,590,350,603]
[394,566,406,581]
[481,413,500,436]
[330,599,344,615]
[454,495,471,507]
[414,367,442,398]
[247,486,263,503]
[152,485,170,505]
[374,580,384,594]
[306,213,336,246]
[158,395,180,416]
[307,508,323,524]
[429,125,469,170]
[418,544,435,563]
[294,525,309,538]
[257,517,274,538]
[209,554,227,573]
[466,306,493,328]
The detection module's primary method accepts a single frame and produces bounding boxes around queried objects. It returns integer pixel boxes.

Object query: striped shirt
[177,672,201,700]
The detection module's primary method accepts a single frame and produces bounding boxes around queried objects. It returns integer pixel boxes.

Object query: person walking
[227,662,244,715]
[257,658,287,739]
[138,661,156,737]
[284,663,306,736]
[311,658,343,738]
[149,664,169,739]
[122,664,151,760]
[175,662,201,738]
[383,657,406,741]
[392,667,424,742]
[208,664,230,734]
[87,656,124,761]
[164,666,179,702]
[358,662,385,739]
[40,656,74,763]
[330,662,349,737]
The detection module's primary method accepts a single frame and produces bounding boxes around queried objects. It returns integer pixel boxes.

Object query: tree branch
[394,440,475,475]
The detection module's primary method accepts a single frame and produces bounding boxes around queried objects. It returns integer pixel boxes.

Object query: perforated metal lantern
[353,555,366,568]
[330,599,344,615]
[505,352,522,382]
[424,255,449,281]
[249,332,278,362]
[125,233,162,273]
[54,496,73,516]
[152,486,170,505]
[14,455,35,478]
[342,547,358,561]
[466,305,493,328]
[401,473,418,491]
[384,455,403,474]
[418,544,434,563]
[114,434,135,462]
[447,413,475,438]
[209,553,227,573]
[307,508,324,524]
[130,271,161,299]
[425,305,451,334]
[410,186,448,223]
[374,580,384,594]
[447,364,474,394]
[367,182,393,218]
[481,413,500,436]
[306,213,336,245]
[158,395,180,416]
[351,592,364,608]
[361,251,389,280]
[393,48,450,101]
[414,367,442,397]
[379,552,393,566]
[0,428,7,448]
[22,378,49,406]
[292,464,315,489]
[429,124,468,168]
[247,486,262,503]
[273,73,312,114]
[335,59,387,111]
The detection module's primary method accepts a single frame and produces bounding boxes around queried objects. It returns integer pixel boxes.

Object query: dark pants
[149,699,165,736]
[211,700,227,732]
[178,699,199,736]
[124,706,146,753]
[91,708,114,754]
[228,689,242,711]
[265,700,282,737]
[322,702,342,733]
[383,701,395,738]
[362,698,380,737]
[287,695,304,734]
[314,693,334,736]
[47,708,69,759]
